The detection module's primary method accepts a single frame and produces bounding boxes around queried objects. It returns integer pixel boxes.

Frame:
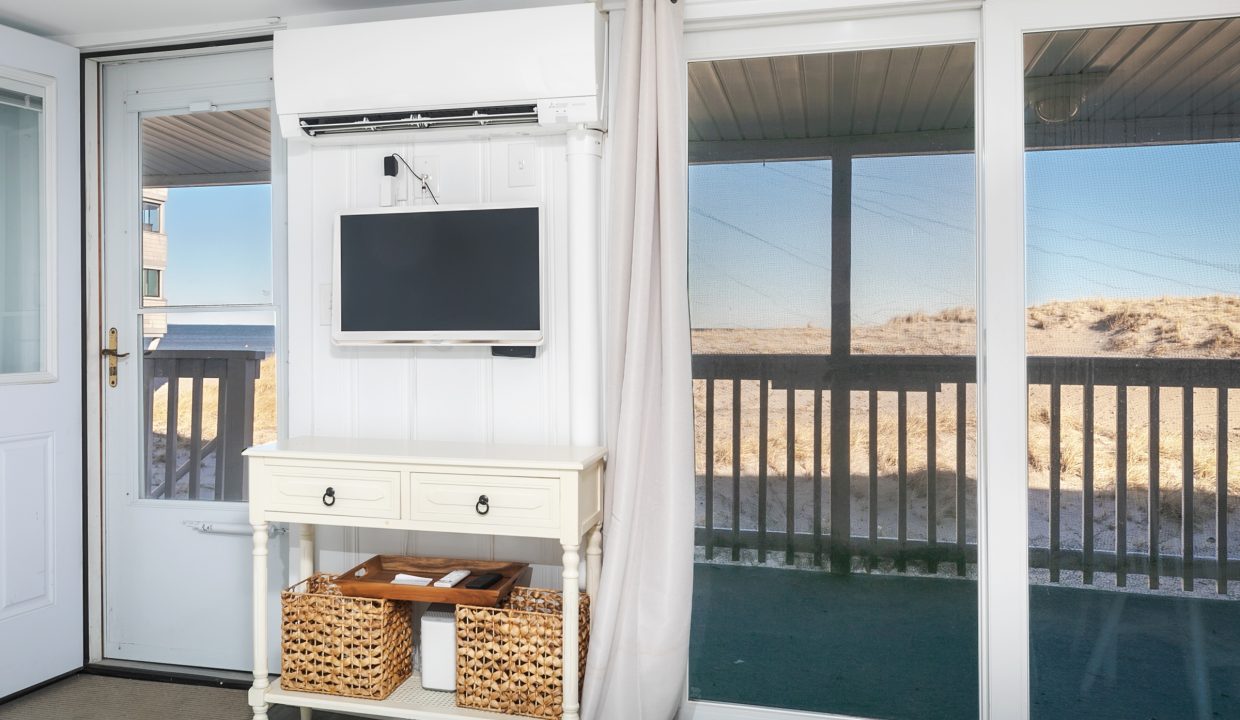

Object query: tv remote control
[433,569,471,588]
[465,572,502,589]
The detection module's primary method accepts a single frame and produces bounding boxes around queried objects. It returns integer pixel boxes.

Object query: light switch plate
[319,283,332,326]
[508,142,535,188]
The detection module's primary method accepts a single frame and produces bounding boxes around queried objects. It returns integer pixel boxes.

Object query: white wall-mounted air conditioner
[273,5,605,139]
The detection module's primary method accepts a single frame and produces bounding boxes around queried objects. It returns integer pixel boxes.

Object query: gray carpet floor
[0,675,356,720]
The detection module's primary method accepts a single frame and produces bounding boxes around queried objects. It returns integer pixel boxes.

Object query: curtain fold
[580,1,690,719]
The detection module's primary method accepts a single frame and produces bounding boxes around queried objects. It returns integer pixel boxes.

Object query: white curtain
[581,0,690,719]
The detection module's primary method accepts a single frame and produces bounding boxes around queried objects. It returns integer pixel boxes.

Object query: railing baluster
[732,378,741,562]
[1218,387,1229,595]
[927,387,938,572]
[956,382,967,577]
[1150,385,1161,590]
[869,388,879,570]
[705,375,715,561]
[144,360,156,497]
[1116,385,1128,588]
[188,368,204,500]
[827,376,851,572]
[164,364,179,499]
[1050,382,1061,583]
[813,383,823,567]
[897,389,908,572]
[758,367,769,564]
[214,368,229,500]
[222,357,256,502]
[1083,379,1095,585]
[688,353,1232,588]
[1182,386,1194,591]
[786,385,796,566]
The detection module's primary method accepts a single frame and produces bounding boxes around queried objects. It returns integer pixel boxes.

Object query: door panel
[0,25,82,698]
[1023,19,1240,720]
[101,50,284,672]
[687,44,980,720]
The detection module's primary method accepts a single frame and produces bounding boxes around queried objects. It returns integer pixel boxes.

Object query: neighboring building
[142,187,167,339]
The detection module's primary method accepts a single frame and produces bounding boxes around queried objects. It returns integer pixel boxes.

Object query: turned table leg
[249,522,270,720]
[562,541,581,720]
[298,524,315,720]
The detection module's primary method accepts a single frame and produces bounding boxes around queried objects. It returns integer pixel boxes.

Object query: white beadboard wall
[285,134,577,584]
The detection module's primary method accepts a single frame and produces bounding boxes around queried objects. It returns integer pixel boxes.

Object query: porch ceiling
[142,107,271,188]
[689,18,1240,162]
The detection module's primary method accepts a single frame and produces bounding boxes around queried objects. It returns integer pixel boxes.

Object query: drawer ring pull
[322,487,336,507]
[475,495,490,515]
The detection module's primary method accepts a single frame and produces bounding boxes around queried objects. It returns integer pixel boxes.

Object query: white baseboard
[679,699,875,720]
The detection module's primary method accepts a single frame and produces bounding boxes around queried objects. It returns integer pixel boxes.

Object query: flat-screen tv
[332,203,543,346]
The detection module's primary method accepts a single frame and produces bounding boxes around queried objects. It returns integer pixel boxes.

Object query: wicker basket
[455,588,590,719]
[280,573,414,700]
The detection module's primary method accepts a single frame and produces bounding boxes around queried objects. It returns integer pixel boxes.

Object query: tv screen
[333,204,542,345]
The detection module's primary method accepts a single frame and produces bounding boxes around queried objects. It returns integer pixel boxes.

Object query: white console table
[244,437,606,720]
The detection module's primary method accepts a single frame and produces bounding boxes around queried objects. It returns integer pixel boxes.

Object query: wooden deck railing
[693,353,1240,594]
[144,348,265,501]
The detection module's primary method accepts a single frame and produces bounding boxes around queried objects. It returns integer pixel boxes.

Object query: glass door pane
[1024,18,1240,720]
[138,107,276,501]
[0,80,44,375]
[688,43,979,720]
[141,109,272,308]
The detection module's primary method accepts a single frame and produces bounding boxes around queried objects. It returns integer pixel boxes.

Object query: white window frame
[0,66,57,385]
[677,1,1240,720]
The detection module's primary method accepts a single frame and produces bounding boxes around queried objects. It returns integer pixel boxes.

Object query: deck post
[829,151,852,574]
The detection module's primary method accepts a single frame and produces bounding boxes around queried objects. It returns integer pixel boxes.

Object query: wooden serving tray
[334,555,530,606]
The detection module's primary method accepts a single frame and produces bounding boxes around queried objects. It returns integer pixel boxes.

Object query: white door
[100,49,285,671]
[0,27,83,698]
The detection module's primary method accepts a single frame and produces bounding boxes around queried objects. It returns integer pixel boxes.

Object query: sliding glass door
[1023,17,1240,720]
[687,41,979,720]
[680,3,1240,719]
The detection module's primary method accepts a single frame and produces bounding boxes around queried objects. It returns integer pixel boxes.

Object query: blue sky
[155,142,1240,330]
[1027,143,1240,304]
[157,183,272,324]
[688,142,1240,329]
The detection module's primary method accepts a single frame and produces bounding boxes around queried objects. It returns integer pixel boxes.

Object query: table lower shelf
[264,673,515,720]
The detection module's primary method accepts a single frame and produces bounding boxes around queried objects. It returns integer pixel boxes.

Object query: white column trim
[976,2,1029,719]
[566,127,605,447]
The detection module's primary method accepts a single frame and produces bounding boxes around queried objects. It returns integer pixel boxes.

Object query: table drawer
[260,460,400,518]
[409,473,559,531]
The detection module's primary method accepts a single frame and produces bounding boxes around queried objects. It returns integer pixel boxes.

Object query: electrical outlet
[413,157,439,199]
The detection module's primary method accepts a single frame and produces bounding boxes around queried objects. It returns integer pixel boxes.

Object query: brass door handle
[105,327,128,388]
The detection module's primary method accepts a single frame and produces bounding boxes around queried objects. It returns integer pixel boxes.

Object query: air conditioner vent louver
[299,105,540,136]
[273,6,603,140]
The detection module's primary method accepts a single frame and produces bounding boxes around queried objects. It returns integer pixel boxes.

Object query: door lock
[103,327,130,387]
